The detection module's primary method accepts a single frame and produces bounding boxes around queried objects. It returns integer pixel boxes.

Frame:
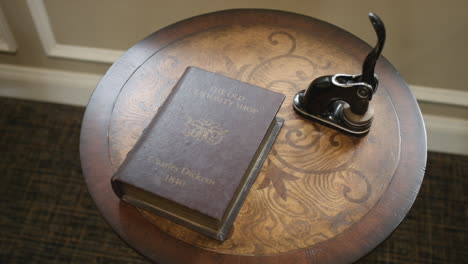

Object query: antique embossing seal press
[293,13,385,136]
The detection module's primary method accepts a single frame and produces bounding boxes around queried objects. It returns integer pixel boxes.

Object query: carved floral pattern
[108,25,400,255]
[242,31,371,204]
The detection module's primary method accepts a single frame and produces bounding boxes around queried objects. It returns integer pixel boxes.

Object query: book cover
[111,66,285,241]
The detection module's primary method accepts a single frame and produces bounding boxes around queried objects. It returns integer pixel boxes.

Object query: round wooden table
[80,9,426,264]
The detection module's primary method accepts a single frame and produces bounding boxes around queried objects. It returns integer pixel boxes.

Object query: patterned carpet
[0,97,466,263]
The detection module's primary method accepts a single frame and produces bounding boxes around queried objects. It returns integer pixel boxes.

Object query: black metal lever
[292,13,386,136]
[360,12,386,91]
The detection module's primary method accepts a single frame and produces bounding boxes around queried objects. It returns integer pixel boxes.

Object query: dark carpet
[0,97,466,263]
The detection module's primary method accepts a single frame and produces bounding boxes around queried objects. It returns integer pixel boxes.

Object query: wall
[0,0,467,154]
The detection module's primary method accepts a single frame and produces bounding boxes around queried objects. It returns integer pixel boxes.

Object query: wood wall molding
[0,63,466,155]
[26,0,124,63]
[0,5,17,52]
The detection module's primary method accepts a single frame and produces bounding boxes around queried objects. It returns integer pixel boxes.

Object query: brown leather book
[111,66,285,241]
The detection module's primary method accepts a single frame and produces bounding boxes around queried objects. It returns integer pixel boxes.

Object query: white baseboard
[0,63,466,155]
[410,85,468,108]
[0,64,100,106]
[424,115,468,156]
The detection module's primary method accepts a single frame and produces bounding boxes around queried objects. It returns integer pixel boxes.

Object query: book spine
[110,67,193,199]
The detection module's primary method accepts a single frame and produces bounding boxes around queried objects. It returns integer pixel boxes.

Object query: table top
[80,9,426,264]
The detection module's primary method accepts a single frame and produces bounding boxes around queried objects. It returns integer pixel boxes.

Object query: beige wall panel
[0,4,17,52]
[1,0,468,91]
[44,0,468,91]
[0,0,109,74]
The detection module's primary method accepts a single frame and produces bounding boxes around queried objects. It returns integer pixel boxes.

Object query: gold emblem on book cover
[183,116,229,145]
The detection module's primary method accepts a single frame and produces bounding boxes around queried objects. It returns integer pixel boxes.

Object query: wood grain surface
[80,9,426,263]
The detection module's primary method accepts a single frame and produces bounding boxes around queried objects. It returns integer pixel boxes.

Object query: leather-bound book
[111,66,285,241]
